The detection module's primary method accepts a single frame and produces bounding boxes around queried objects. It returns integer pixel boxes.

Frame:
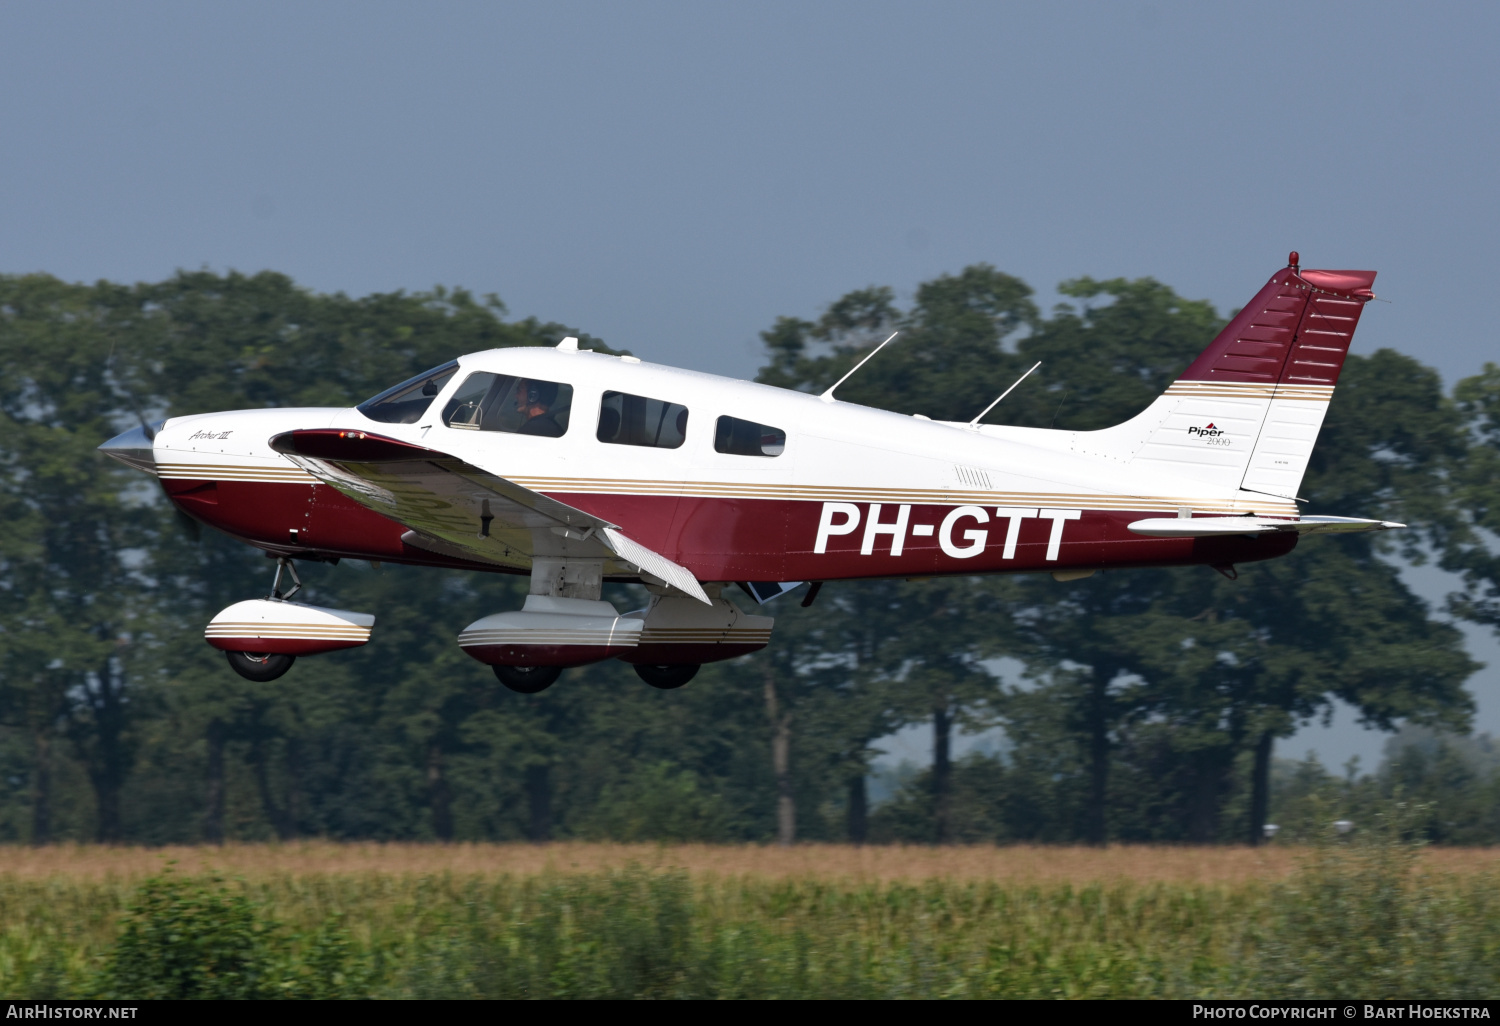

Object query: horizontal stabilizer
[1127,515,1404,538]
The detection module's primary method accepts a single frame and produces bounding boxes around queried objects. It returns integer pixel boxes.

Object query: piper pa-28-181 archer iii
[101,253,1398,692]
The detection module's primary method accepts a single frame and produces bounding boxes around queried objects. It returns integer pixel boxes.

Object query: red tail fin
[1068,255,1379,505]
[1178,254,1376,387]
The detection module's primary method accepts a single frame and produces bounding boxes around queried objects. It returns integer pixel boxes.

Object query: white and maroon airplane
[101,253,1397,692]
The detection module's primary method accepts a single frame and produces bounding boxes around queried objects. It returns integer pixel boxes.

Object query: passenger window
[442,373,572,437]
[714,416,785,457]
[597,391,688,449]
[357,361,459,424]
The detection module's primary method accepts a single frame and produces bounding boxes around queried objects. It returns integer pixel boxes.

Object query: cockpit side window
[442,373,573,437]
[357,361,459,424]
[714,415,785,457]
[597,391,687,449]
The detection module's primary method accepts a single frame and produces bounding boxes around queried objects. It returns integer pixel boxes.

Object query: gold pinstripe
[459,629,635,646]
[205,623,371,640]
[159,463,317,483]
[510,477,1299,517]
[160,462,1298,517]
[1164,381,1335,402]
[164,437,1306,519]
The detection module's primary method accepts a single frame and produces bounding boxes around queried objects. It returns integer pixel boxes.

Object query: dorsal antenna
[967,361,1041,428]
[819,332,899,403]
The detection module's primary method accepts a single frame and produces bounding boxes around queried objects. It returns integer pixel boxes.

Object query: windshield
[357,361,459,424]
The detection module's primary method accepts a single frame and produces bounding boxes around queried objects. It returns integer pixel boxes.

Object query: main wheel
[633,663,700,690]
[225,651,296,682]
[493,663,562,693]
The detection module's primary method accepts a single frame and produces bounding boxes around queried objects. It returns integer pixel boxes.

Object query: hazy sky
[4,1,1496,767]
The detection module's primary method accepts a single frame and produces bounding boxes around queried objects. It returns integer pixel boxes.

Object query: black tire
[493,663,562,693]
[225,650,296,682]
[633,663,700,690]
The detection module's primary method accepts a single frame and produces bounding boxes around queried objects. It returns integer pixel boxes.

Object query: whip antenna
[818,332,899,403]
[967,361,1041,428]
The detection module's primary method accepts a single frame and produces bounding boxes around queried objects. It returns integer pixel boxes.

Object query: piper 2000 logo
[1188,422,1231,446]
[814,503,1082,561]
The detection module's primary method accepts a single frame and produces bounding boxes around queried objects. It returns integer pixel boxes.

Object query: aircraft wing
[268,428,711,603]
[1127,515,1405,538]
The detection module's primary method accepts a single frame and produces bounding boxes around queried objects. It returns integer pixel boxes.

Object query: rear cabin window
[714,416,785,457]
[357,361,459,424]
[597,391,688,449]
[442,373,573,437]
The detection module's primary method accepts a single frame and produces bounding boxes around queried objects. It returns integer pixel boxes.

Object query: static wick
[818,332,899,403]
[968,361,1042,428]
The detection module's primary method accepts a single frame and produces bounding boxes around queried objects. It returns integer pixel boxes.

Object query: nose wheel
[223,558,304,682]
[225,650,296,682]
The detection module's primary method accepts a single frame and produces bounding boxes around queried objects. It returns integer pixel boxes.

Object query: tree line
[2,266,1498,845]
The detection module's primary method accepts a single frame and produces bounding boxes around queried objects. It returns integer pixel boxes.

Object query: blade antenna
[967,361,1041,428]
[818,332,899,403]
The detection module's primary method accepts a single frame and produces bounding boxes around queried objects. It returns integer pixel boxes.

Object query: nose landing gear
[208,557,376,682]
[225,650,297,682]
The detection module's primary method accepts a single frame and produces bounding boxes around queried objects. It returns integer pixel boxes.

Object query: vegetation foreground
[2,834,1497,999]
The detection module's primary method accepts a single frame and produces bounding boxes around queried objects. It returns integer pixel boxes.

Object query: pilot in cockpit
[513,379,564,437]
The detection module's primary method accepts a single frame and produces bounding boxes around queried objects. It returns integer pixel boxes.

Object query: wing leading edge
[268,429,711,604]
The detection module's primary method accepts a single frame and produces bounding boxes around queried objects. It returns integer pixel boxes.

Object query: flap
[270,429,710,603]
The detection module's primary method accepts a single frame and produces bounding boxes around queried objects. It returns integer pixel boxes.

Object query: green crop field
[1,837,1497,999]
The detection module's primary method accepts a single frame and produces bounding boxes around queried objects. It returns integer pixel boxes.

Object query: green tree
[0,276,163,841]
[1445,363,1500,629]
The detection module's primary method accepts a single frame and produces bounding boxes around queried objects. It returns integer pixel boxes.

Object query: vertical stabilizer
[1062,255,1376,500]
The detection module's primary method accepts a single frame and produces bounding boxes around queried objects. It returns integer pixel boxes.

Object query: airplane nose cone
[98,421,163,474]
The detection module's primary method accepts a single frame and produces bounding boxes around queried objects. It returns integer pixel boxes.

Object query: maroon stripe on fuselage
[169,478,1297,579]
[163,478,515,571]
[550,493,1298,579]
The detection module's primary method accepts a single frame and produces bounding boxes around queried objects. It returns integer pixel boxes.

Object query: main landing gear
[456,557,767,695]
[632,663,700,690]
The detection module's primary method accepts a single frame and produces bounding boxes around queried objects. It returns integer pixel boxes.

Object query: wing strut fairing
[268,429,711,604]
